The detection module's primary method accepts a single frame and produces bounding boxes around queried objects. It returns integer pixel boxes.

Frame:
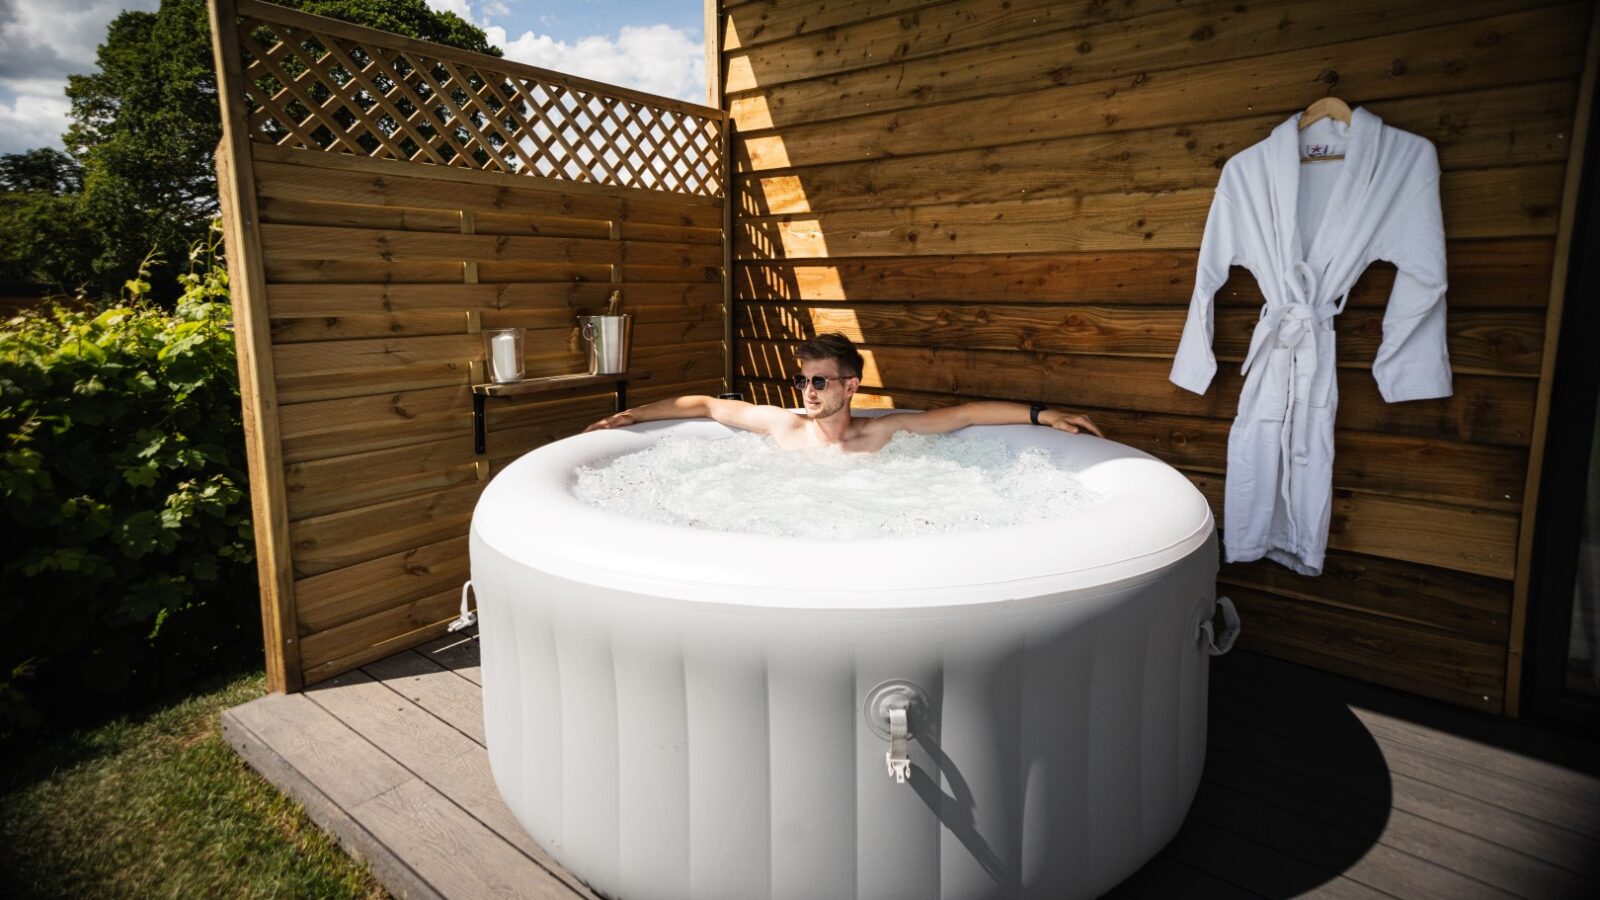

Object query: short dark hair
[795,332,864,379]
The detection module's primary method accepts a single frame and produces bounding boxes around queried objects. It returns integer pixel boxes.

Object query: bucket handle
[448,580,477,633]
[580,319,595,342]
[1198,595,1240,656]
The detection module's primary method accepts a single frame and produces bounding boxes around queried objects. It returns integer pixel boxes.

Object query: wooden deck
[223,634,1600,900]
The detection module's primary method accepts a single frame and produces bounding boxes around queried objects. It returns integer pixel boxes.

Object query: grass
[0,669,388,900]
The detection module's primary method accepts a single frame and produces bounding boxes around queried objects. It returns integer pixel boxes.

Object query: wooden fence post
[209,0,303,692]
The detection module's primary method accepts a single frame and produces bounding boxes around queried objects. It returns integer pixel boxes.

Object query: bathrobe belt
[1240,261,1349,545]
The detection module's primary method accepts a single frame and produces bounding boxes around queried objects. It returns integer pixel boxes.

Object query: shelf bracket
[474,392,487,455]
[470,371,646,457]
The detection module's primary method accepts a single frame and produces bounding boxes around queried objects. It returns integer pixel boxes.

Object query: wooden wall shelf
[471,370,650,454]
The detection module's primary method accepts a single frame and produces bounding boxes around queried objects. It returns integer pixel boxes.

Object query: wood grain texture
[739,340,1537,446]
[1188,756,1594,899]
[738,301,1544,376]
[737,165,1562,259]
[721,0,1593,711]
[253,149,724,227]
[735,239,1556,308]
[1205,681,1600,845]
[296,536,470,635]
[724,0,950,51]
[347,767,568,898]
[299,587,463,676]
[306,669,596,898]
[736,2,1588,168]
[1223,585,1507,710]
[1199,738,1599,884]
[414,633,483,684]
[281,390,612,467]
[803,381,1526,510]
[1178,471,1518,580]
[725,0,1560,95]
[223,630,1600,899]
[220,694,446,900]
[289,484,482,578]
[729,0,1565,129]
[242,149,724,685]
[268,281,721,317]
[271,303,723,346]
[740,82,1575,216]
[214,0,732,691]
[362,650,488,745]
[273,339,715,405]
[1220,552,1513,643]
[211,0,301,692]
[259,224,720,268]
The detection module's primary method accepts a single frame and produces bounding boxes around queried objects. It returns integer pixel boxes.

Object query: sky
[0,0,708,156]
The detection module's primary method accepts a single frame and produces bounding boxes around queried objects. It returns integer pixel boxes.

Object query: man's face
[798,358,855,420]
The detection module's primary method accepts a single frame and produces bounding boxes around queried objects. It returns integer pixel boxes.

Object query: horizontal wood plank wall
[209,0,730,689]
[722,0,1598,712]
[256,145,726,685]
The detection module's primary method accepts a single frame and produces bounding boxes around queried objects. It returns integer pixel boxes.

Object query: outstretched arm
[877,401,1103,437]
[584,395,798,435]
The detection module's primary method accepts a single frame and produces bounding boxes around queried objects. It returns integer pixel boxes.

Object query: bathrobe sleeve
[1372,142,1453,403]
[1170,166,1242,395]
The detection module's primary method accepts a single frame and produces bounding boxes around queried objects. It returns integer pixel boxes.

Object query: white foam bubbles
[572,430,1101,539]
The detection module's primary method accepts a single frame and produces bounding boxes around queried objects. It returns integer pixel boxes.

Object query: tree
[0,149,83,195]
[57,0,499,301]
[0,150,94,290]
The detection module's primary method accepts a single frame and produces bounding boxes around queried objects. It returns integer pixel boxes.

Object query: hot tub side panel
[473,530,1216,900]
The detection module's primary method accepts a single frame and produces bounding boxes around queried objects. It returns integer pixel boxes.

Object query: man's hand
[584,412,635,432]
[1041,409,1104,437]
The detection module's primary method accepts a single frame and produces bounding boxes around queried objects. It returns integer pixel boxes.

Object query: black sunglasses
[790,373,852,391]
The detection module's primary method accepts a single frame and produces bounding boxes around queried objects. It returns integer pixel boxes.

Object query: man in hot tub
[583,332,1103,452]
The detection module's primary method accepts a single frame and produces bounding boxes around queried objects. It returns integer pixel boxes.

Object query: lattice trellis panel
[233,10,724,197]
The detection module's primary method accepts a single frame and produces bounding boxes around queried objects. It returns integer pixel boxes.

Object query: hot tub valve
[863,680,929,786]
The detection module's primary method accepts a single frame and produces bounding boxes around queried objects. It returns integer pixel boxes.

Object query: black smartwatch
[1030,403,1047,426]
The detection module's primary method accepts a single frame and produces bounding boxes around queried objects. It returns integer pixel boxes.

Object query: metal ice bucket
[578,314,633,375]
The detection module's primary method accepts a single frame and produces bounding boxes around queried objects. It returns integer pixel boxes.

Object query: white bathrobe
[1170,107,1453,576]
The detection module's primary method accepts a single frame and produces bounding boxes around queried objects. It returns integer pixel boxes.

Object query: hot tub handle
[1199,595,1240,656]
[448,580,478,633]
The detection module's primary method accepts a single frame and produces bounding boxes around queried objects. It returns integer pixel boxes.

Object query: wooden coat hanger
[1298,96,1352,163]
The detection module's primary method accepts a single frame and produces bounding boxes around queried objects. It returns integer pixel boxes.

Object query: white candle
[491,332,519,382]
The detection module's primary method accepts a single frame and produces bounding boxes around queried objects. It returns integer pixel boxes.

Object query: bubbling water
[572,430,1101,539]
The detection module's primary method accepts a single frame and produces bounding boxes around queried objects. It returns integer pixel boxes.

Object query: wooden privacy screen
[209,0,728,691]
[720,0,1600,713]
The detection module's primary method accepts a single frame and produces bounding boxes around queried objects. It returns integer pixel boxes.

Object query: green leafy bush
[1,227,260,738]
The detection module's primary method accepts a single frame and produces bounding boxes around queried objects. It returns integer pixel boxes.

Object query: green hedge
[1,229,260,738]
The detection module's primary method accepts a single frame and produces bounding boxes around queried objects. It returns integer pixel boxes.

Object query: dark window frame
[1523,78,1600,738]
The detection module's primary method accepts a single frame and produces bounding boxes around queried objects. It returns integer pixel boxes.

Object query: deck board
[223,638,1600,899]
[361,649,488,745]
[304,668,600,899]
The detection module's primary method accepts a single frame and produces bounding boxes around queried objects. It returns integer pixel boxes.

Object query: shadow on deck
[222,635,1600,899]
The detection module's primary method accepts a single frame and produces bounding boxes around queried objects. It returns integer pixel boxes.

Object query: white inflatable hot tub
[470,410,1233,900]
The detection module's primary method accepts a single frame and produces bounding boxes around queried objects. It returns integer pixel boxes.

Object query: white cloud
[0,0,157,73]
[0,0,160,153]
[0,89,71,153]
[424,0,476,23]
[488,23,706,106]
